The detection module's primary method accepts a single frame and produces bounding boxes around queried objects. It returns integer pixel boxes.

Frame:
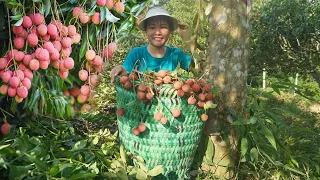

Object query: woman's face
[145,17,171,48]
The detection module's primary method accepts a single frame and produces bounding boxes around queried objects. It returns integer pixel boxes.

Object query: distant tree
[249,0,320,87]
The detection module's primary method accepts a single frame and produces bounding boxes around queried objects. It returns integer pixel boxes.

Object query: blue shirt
[122,45,192,73]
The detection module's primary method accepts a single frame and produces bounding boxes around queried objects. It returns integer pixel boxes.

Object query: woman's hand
[110,65,128,83]
[177,22,192,41]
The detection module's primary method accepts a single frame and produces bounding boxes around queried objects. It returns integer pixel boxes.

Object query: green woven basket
[115,78,205,179]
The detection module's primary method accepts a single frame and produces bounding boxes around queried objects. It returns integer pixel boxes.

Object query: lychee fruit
[192,83,201,93]
[27,33,39,47]
[154,112,163,121]
[33,13,44,25]
[7,87,17,97]
[188,96,197,105]
[85,50,96,61]
[12,25,23,35]
[124,80,133,89]
[73,7,82,17]
[22,16,32,28]
[47,23,58,36]
[9,76,19,88]
[160,117,168,125]
[0,85,8,95]
[107,42,117,54]
[106,0,114,9]
[37,24,47,36]
[132,128,140,136]
[163,76,171,84]
[119,76,128,84]
[21,78,31,89]
[17,85,28,98]
[146,92,154,100]
[201,114,208,121]
[93,55,103,66]
[117,108,125,116]
[79,70,89,81]
[64,57,74,69]
[89,74,99,86]
[79,12,91,24]
[174,81,183,90]
[171,108,181,118]
[59,70,69,79]
[114,2,125,14]
[14,37,25,49]
[29,59,40,70]
[80,85,90,96]
[1,123,11,135]
[158,70,166,78]
[91,12,101,25]
[138,124,147,132]
[137,91,146,100]
[182,84,191,93]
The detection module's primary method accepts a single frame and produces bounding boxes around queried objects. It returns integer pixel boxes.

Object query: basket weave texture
[116,79,205,179]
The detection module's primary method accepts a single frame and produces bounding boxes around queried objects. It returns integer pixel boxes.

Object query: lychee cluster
[73,1,125,25]
[0,13,81,102]
[63,86,92,112]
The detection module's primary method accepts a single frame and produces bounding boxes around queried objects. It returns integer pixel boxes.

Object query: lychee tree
[0,0,149,121]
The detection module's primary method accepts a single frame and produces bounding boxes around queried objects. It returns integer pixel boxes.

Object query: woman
[111,7,192,83]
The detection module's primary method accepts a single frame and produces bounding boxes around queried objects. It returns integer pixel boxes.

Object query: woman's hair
[143,16,174,31]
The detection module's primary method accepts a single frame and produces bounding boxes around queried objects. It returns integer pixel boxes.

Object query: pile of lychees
[116,70,215,136]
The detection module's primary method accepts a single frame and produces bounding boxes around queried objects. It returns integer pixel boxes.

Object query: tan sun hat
[138,7,178,31]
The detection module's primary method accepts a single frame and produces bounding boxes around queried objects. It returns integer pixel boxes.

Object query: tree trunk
[201,0,250,178]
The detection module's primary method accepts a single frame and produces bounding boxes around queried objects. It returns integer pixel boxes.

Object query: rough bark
[201,0,250,178]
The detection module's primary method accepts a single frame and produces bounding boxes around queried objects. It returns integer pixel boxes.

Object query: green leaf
[10,14,22,21]
[105,7,120,22]
[14,18,23,26]
[28,88,41,110]
[147,165,164,176]
[120,145,127,164]
[29,137,41,145]
[204,101,217,110]
[43,0,51,16]
[79,32,87,59]
[68,171,97,180]
[49,164,60,176]
[0,144,10,150]
[25,153,48,172]
[8,165,29,180]
[100,7,106,23]
[117,15,134,38]
[130,4,141,13]
[92,136,99,145]
[103,172,118,178]
[137,162,148,173]
[73,140,87,150]
[89,23,96,46]
[263,110,284,124]
[204,137,214,164]
[249,148,258,163]
[249,116,257,124]
[261,125,277,150]
[136,168,148,180]
[240,138,248,156]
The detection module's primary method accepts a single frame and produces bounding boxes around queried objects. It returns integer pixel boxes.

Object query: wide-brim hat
[138,7,178,31]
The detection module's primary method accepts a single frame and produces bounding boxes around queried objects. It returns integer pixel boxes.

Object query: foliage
[235,87,320,179]
[249,0,320,87]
